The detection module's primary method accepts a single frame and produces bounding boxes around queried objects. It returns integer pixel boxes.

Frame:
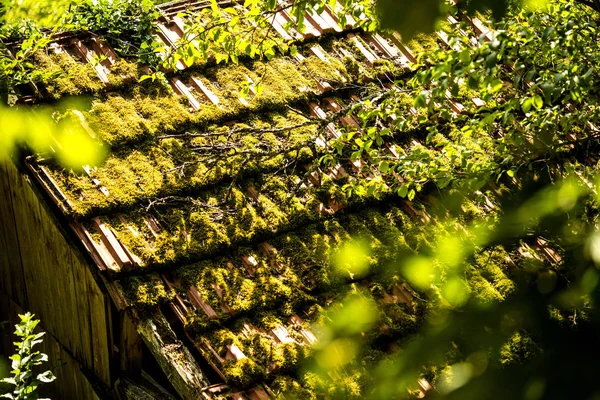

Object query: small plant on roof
[1,313,56,400]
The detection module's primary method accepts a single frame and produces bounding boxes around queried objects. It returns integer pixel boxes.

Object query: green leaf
[36,371,55,383]
[490,79,503,93]
[485,52,498,69]
[380,161,390,173]
[215,52,229,64]
[255,83,264,96]
[532,95,543,110]
[398,185,409,198]
[542,26,554,40]
[263,47,276,60]
[414,91,428,109]
[541,82,554,102]
[521,98,532,113]
[468,74,480,90]
[459,49,471,64]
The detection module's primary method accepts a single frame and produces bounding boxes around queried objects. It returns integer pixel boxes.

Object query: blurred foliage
[290,171,600,399]
[0,101,107,167]
[0,0,72,27]
[0,0,170,26]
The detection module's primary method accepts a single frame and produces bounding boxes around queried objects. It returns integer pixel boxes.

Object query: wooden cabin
[0,1,504,398]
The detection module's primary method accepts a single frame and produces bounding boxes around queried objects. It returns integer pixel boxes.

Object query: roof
[16,1,520,398]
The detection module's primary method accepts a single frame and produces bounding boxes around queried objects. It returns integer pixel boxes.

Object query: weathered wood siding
[0,158,111,397]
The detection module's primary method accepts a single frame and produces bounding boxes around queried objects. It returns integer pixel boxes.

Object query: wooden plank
[0,162,16,301]
[31,189,64,352]
[301,11,323,36]
[0,206,13,296]
[71,247,95,371]
[119,312,143,376]
[38,164,73,211]
[187,286,218,319]
[35,197,66,351]
[72,222,114,271]
[313,7,341,32]
[46,218,84,366]
[53,338,79,399]
[157,22,183,46]
[93,38,118,65]
[306,9,333,33]
[71,39,110,83]
[469,16,493,41]
[86,266,111,386]
[389,32,417,63]
[171,77,201,110]
[5,161,45,328]
[92,217,132,270]
[267,12,294,40]
[348,33,378,65]
[154,33,187,70]
[162,276,189,324]
[366,32,400,59]
[190,76,220,105]
[0,160,28,308]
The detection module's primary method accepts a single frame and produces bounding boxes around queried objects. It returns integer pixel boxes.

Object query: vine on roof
[319,1,600,202]
[65,0,161,64]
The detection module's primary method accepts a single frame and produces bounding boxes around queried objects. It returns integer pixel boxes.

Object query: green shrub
[1,313,56,400]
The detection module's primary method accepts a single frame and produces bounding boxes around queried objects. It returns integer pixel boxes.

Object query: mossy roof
[20,2,527,398]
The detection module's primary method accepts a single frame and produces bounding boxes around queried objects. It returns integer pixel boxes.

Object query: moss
[272,376,316,400]
[371,58,408,78]
[107,59,140,86]
[377,302,419,338]
[468,273,503,303]
[222,357,267,389]
[300,55,348,86]
[33,51,104,99]
[258,59,315,104]
[475,246,516,299]
[273,341,308,372]
[133,85,192,133]
[47,107,323,218]
[498,331,540,367]
[406,33,440,60]
[119,275,172,309]
[86,94,148,144]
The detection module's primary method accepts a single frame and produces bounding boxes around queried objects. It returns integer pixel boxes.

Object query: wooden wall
[0,158,111,398]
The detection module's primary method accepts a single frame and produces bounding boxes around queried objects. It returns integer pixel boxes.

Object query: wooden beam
[136,311,209,400]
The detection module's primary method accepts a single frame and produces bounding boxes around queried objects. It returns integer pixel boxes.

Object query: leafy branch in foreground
[1,313,55,400]
[0,20,52,104]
